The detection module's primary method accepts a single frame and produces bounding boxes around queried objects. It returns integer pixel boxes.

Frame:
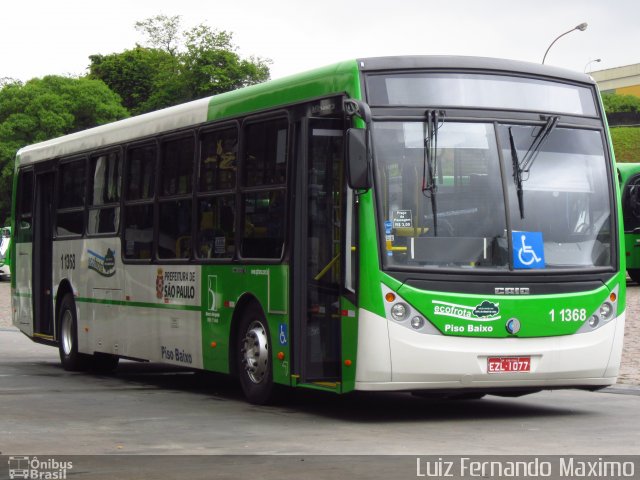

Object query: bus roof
[356,55,595,85]
[15,55,594,166]
[15,59,361,166]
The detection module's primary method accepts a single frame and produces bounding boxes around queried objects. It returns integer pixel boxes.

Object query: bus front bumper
[354,309,625,392]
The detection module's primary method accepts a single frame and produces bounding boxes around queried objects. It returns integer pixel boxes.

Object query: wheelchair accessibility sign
[278,323,288,345]
[512,231,545,269]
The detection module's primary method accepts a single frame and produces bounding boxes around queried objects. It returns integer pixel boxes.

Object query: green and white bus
[618,162,640,283]
[0,226,11,280]
[12,56,625,404]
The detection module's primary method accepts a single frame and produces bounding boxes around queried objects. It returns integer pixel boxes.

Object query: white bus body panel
[51,238,203,369]
[355,308,624,391]
[117,264,202,369]
[12,242,33,336]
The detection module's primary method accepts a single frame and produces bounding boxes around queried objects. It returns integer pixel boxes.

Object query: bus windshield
[373,121,612,270]
[366,72,598,116]
[621,174,640,232]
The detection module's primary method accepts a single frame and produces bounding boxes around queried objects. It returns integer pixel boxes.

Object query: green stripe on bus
[75,297,201,312]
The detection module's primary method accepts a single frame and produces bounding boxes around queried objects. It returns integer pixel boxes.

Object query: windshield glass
[367,73,597,116]
[499,127,611,268]
[622,175,640,232]
[374,122,509,269]
[373,122,612,271]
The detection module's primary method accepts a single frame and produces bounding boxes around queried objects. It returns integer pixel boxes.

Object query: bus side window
[196,128,237,260]
[197,196,235,259]
[158,136,194,260]
[124,144,156,260]
[56,160,86,237]
[240,118,288,259]
[199,128,237,192]
[88,151,122,235]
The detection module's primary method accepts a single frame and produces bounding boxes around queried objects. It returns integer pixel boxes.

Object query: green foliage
[135,14,182,56]
[0,76,128,221]
[602,93,640,114]
[610,126,640,163]
[89,47,178,115]
[90,15,271,115]
[2,15,271,223]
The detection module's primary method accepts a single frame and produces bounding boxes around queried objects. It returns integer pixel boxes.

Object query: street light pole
[584,58,601,73]
[542,23,588,65]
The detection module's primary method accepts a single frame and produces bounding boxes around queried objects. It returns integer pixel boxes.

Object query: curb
[602,384,640,396]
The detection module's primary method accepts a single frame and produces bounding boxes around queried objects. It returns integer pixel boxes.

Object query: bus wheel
[237,306,275,404]
[628,269,640,284]
[58,293,91,371]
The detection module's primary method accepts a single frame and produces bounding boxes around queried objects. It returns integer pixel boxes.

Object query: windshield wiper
[508,126,525,219]
[521,115,559,173]
[509,116,559,219]
[422,109,444,234]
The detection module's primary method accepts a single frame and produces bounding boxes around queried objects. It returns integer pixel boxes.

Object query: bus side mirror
[346,128,371,190]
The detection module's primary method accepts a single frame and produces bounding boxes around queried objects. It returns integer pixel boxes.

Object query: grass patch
[610,126,640,163]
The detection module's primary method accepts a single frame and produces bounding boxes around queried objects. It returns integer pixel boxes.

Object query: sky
[1,0,638,83]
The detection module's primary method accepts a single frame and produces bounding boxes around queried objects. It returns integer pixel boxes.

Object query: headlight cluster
[381,284,440,335]
[577,287,618,334]
[390,302,408,321]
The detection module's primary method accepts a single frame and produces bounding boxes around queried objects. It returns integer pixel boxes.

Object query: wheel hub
[61,310,73,355]
[241,320,269,384]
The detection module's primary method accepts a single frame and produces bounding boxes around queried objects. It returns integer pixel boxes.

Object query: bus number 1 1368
[549,308,586,322]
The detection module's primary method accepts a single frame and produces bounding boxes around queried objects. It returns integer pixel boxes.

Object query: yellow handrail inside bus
[314,253,340,281]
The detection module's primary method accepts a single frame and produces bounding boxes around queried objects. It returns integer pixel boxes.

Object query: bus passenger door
[293,116,346,384]
[32,168,55,337]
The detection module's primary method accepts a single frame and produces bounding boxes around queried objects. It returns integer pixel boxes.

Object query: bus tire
[237,304,276,405]
[58,293,91,371]
[628,269,640,284]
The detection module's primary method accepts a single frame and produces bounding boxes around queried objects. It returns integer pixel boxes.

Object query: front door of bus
[33,168,54,337]
[295,117,345,383]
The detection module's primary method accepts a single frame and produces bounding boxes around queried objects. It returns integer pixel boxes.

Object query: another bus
[0,226,11,280]
[12,56,625,404]
[618,163,640,283]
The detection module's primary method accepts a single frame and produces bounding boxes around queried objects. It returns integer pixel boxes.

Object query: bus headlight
[381,284,441,335]
[391,303,408,321]
[576,285,619,334]
[411,316,425,329]
[599,302,614,321]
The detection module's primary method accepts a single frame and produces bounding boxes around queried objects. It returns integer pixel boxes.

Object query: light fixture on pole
[542,23,588,64]
[584,58,601,73]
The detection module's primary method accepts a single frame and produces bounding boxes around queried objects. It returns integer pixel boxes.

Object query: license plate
[487,356,531,373]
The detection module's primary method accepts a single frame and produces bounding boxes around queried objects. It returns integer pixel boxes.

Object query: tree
[89,15,271,115]
[0,78,20,88]
[0,76,128,222]
[180,24,270,98]
[135,14,182,56]
[89,47,178,115]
